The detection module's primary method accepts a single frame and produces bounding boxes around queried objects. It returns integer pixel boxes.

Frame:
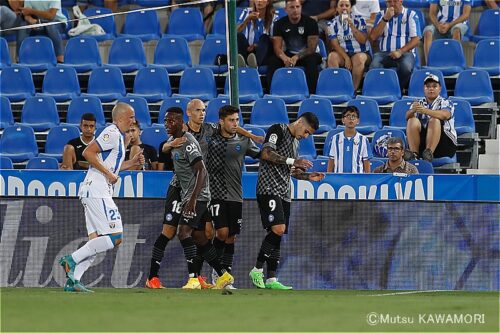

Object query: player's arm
[261,146,313,169]
[125,145,143,171]
[291,166,325,181]
[60,144,76,170]
[82,142,119,184]
[183,158,207,216]
[327,158,335,173]
[237,127,264,144]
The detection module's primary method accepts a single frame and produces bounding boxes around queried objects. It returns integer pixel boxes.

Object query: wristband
[286,158,295,165]
[382,17,389,23]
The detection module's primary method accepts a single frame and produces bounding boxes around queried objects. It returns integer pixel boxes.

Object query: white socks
[74,255,96,281]
[72,236,114,264]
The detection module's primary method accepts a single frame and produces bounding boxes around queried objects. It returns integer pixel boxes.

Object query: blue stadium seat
[107,37,147,73]
[198,38,228,74]
[157,97,191,125]
[357,69,401,104]
[472,9,500,42]
[128,66,171,102]
[205,97,244,126]
[454,69,494,105]
[84,7,116,41]
[165,7,205,41]
[247,98,289,131]
[423,39,466,75]
[432,154,458,167]
[311,157,329,172]
[135,0,171,6]
[384,99,413,132]
[311,68,354,104]
[450,97,475,136]
[0,66,35,102]
[172,67,217,101]
[26,156,59,170]
[0,156,14,169]
[140,127,168,152]
[243,126,265,164]
[0,37,11,70]
[298,135,317,160]
[38,67,80,102]
[274,8,287,19]
[210,7,244,37]
[118,96,152,127]
[298,98,335,134]
[153,37,192,73]
[322,128,344,157]
[83,67,126,102]
[317,38,328,60]
[21,96,60,131]
[67,96,106,127]
[371,129,407,158]
[60,37,102,73]
[0,96,14,129]
[407,69,447,99]
[0,125,38,162]
[471,39,500,76]
[370,158,385,171]
[120,9,161,41]
[18,36,56,72]
[266,68,309,103]
[344,99,382,134]
[39,125,81,161]
[221,67,263,103]
[408,159,434,174]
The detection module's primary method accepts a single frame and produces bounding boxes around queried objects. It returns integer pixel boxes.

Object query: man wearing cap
[405,74,457,162]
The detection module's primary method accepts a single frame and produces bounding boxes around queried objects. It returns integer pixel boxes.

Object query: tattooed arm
[260,146,313,169]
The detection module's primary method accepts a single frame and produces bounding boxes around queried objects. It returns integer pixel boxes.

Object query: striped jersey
[416,96,457,145]
[79,124,125,198]
[328,131,371,173]
[326,14,370,54]
[431,0,472,24]
[238,8,278,45]
[374,7,421,52]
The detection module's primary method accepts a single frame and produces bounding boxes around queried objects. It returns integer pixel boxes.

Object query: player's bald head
[112,102,134,121]
[187,99,205,111]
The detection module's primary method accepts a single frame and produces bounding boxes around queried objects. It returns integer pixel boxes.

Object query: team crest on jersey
[103,133,110,141]
[166,213,173,221]
[269,133,278,145]
[235,144,241,151]
[268,214,274,222]
[298,26,304,34]
[174,153,180,160]
[109,223,115,229]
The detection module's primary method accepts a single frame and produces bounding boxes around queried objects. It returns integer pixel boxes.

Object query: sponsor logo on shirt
[269,134,278,145]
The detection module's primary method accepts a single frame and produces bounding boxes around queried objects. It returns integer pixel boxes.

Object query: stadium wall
[1,198,498,290]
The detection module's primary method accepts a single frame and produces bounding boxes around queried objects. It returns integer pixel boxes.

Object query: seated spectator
[17,0,67,63]
[326,0,370,91]
[405,74,457,162]
[267,0,322,93]
[125,120,158,171]
[423,0,471,64]
[237,0,277,68]
[0,0,25,35]
[301,0,337,37]
[61,113,96,170]
[373,137,419,174]
[486,0,499,8]
[368,0,421,90]
[327,106,371,173]
[352,0,380,30]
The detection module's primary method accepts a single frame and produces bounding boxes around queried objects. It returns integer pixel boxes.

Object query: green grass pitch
[1,288,498,332]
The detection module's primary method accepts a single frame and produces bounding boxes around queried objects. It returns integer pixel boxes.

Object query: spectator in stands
[237,0,277,68]
[16,0,67,63]
[368,0,421,90]
[326,0,370,91]
[300,0,337,37]
[172,0,217,33]
[405,74,457,162]
[373,137,419,174]
[61,113,96,170]
[352,0,380,30]
[267,0,322,93]
[0,0,25,35]
[327,106,371,173]
[125,120,158,171]
[486,0,499,8]
[423,0,471,64]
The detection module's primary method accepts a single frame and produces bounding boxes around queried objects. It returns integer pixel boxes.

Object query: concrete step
[466,168,500,175]
[497,124,500,138]
[485,139,500,154]
[478,154,500,169]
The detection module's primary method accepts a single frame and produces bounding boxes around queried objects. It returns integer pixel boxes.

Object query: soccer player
[249,112,325,290]
[326,106,371,173]
[59,103,145,292]
[207,105,260,288]
[163,107,234,289]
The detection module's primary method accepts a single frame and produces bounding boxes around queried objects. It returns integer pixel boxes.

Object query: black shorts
[256,194,290,234]
[162,185,182,227]
[179,201,209,230]
[419,122,457,158]
[210,200,243,236]
[201,207,212,224]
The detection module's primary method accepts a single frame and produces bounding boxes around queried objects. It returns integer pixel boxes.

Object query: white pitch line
[362,290,452,297]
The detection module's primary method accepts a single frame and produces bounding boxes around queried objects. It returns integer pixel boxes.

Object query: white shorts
[81,197,123,236]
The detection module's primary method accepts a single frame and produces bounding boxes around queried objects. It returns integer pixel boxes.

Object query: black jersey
[272,15,319,54]
[67,136,90,170]
[125,143,158,170]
